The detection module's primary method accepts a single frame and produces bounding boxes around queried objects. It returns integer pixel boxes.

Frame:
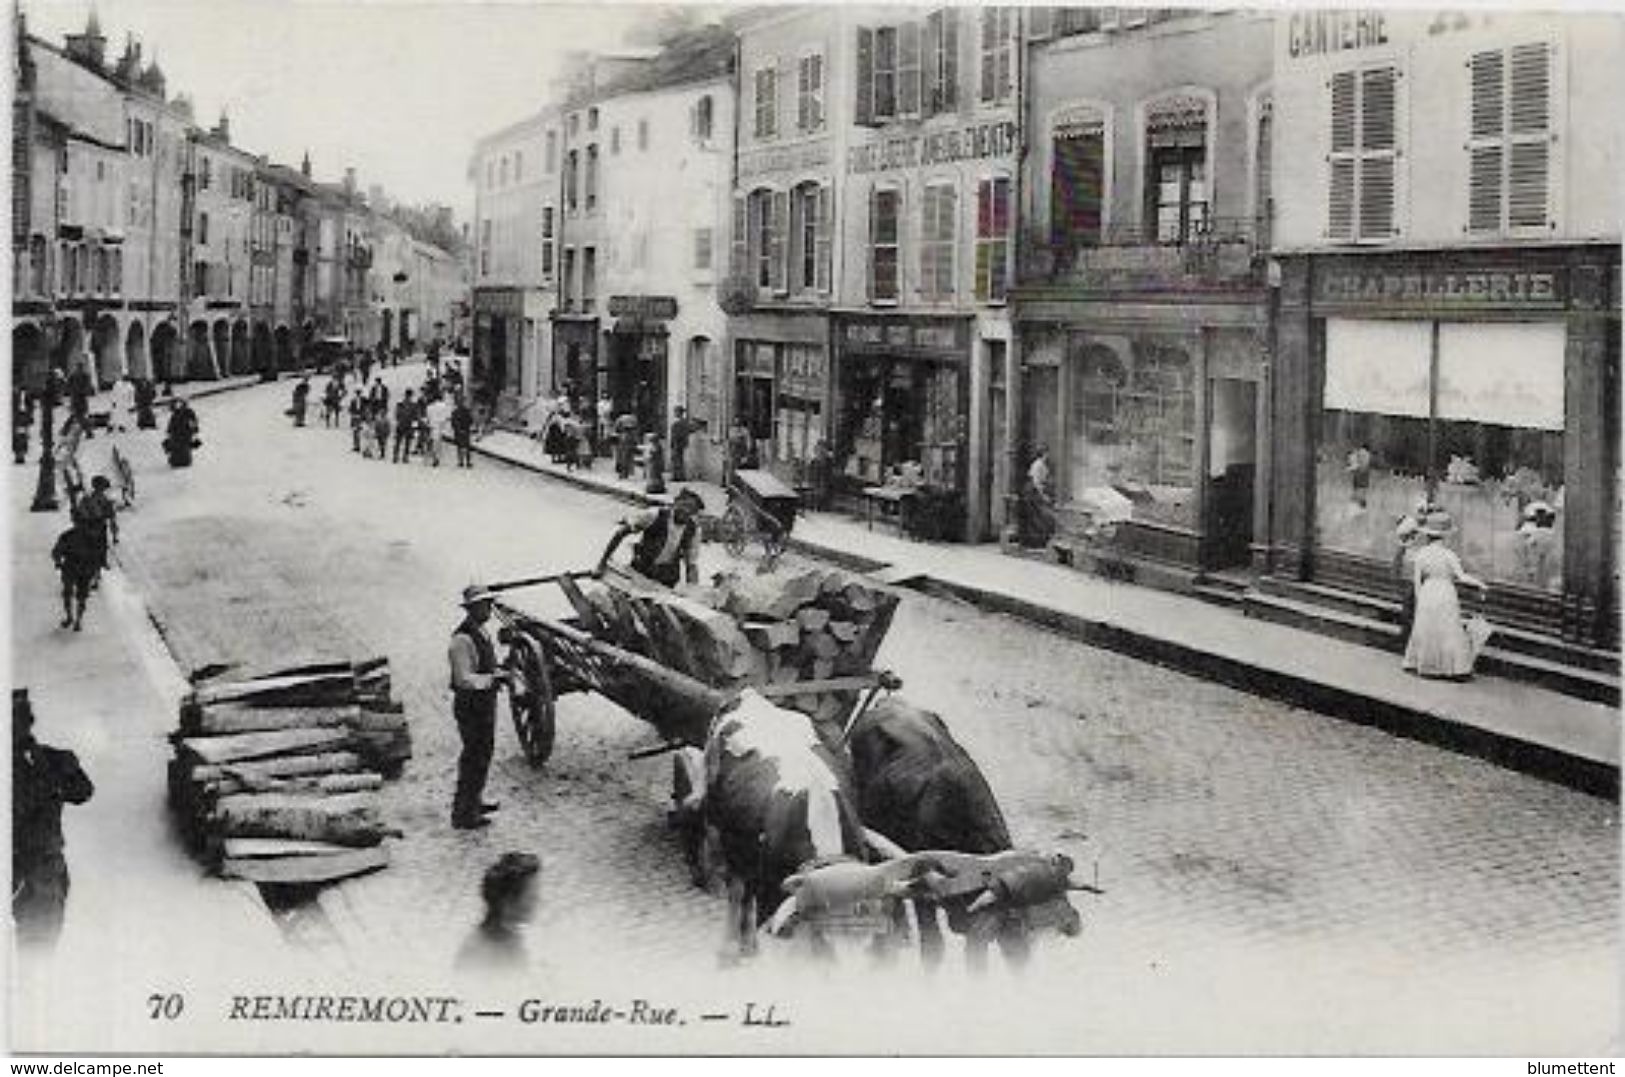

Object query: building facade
[471,107,558,410]
[1268,9,1622,647]
[1013,10,1275,569]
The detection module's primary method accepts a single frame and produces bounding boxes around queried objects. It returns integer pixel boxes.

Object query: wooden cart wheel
[720,504,749,558]
[505,633,557,766]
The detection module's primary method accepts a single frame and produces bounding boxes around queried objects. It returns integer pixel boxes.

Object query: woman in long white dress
[1402,510,1488,679]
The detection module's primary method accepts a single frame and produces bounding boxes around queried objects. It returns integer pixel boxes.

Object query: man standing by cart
[598,488,705,589]
[448,585,511,830]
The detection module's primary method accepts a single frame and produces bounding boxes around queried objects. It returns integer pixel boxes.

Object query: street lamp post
[29,366,62,513]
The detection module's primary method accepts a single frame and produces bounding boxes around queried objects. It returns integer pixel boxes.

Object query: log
[220,845,389,884]
[718,569,826,621]
[179,727,352,766]
[188,750,365,785]
[212,791,386,847]
[193,671,358,708]
[349,708,409,732]
[843,584,879,613]
[203,771,384,798]
[808,632,841,660]
[795,607,831,633]
[812,657,836,680]
[742,620,801,651]
[181,702,358,737]
[828,620,860,643]
[221,837,365,859]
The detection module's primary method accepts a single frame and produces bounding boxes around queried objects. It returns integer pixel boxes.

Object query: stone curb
[468,436,1619,799]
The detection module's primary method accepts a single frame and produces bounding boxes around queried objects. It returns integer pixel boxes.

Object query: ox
[679,690,867,959]
[848,697,1086,969]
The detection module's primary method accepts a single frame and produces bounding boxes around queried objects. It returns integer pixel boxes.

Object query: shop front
[605,295,675,434]
[729,310,831,493]
[1271,246,1620,647]
[1013,298,1267,572]
[472,287,523,403]
[831,313,974,540]
[549,313,600,404]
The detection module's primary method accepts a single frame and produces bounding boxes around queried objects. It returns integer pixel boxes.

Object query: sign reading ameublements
[847,121,1017,176]
[1315,268,1565,308]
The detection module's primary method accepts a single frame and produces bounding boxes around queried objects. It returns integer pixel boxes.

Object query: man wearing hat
[73,474,119,582]
[13,689,95,949]
[598,488,705,589]
[448,585,512,830]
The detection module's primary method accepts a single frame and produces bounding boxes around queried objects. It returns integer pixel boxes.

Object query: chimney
[65,7,107,71]
[300,151,312,178]
[343,168,357,195]
[214,109,231,143]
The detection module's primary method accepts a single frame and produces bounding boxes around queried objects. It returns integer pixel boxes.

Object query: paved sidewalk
[465,429,1620,794]
[8,456,292,1052]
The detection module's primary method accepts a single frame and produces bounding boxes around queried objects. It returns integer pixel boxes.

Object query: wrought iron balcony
[1018,215,1269,293]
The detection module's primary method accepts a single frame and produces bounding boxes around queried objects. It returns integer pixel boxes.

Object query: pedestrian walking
[451,396,474,468]
[455,852,542,974]
[448,585,510,830]
[595,393,614,459]
[289,376,311,428]
[72,475,119,583]
[393,391,418,464]
[373,408,392,462]
[51,519,101,631]
[66,366,93,439]
[55,413,88,508]
[425,394,451,467]
[322,377,345,428]
[669,406,702,483]
[1020,446,1059,548]
[644,431,667,496]
[162,399,200,468]
[12,690,94,951]
[133,378,158,430]
[1402,509,1490,681]
[1392,511,1424,649]
[613,412,639,480]
[349,394,367,453]
[110,376,136,433]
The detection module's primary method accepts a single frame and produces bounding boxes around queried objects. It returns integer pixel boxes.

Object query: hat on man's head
[460,584,496,607]
[92,475,110,490]
[672,487,704,511]
[1523,500,1555,522]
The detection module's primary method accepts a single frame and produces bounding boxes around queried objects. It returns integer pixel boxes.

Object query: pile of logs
[166,659,410,886]
[579,568,899,727]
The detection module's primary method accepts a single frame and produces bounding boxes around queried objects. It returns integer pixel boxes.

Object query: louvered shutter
[943,10,960,112]
[731,194,747,276]
[900,22,922,117]
[1357,67,1396,239]
[923,12,942,116]
[1507,42,1552,228]
[1029,7,1054,39]
[856,28,875,127]
[1326,71,1356,239]
[797,56,810,132]
[1052,128,1104,249]
[770,189,789,294]
[979,9,996,103]
[1467,49,1505,232]
[815,184,832,293]
[778,56,793,140]
[996,9,1014,101]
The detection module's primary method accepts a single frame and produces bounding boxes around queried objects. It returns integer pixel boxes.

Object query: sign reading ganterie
[607,295,678,321]
[738,141,832,180]
[1286,10,1389,60]
[1315,267,1565,309]
[847,120,1017,176]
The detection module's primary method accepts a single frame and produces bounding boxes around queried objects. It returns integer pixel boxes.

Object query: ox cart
[482,564,900,766]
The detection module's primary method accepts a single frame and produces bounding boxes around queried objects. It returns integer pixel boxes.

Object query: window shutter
[996,9,1014,101]
[1029,7,1054,39]
[1508,42,1552,228]
[815,184,832,293]
[923,12,942,116]
[770,189,789,294]
[778,56,793,139]
[979,9,996,103]
[900,22,922,117]
[856,28,875,127]
[731,194,747,275]
[1326,71,1356,239]
[1358,67,1397,239]
[943,9,960,111]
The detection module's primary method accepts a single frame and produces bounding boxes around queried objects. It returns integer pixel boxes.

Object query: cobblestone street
[76,371,1621,1053]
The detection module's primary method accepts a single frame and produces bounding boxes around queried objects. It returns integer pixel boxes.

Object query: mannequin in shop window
[1346,444,1372,509]
[1020,446,1058,549]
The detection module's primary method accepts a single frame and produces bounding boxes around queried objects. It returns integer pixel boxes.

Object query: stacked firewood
[166,659,410,886]
[581,568,898,726]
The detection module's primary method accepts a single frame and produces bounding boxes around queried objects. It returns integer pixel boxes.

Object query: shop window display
[1315,318,1565,594]
[1065,337,1196,529]
[838,359,962,491]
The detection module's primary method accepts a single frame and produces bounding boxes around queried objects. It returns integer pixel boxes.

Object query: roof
[591,24,734,100]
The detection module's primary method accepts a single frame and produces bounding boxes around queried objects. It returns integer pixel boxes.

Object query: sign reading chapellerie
[847,121,1017,176]
[1315,267,1565,308]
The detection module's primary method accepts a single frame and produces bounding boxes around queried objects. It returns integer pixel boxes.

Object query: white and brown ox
[674,690,868,959]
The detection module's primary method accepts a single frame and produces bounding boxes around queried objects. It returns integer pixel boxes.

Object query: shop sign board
[838,315,970,358]
[847,120,1017,176]
[607,295,678,321]
[1314,266,1567,310]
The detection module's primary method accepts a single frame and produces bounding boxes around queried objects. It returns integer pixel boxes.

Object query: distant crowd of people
[288,346,478,469]
[534,387,708,498]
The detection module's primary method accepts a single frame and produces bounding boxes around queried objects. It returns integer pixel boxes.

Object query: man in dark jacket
[393,390,418,463]
[669,406,704,483]
[448,586,510,829]
[52,520,102,631]
[12,689,94,951]
[451,395,475,468]
[598,488,704,588]
[72,475,119,581]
